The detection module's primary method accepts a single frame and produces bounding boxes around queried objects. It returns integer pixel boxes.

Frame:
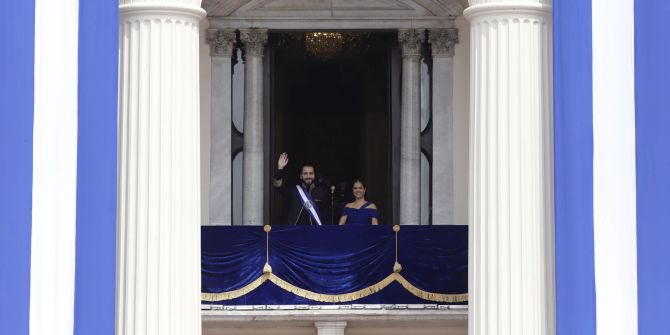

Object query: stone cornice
[204,0,466,18]
[428,28,458,57]
[206,29,236,57]
[398,29,423,58]
[239,28,268,58]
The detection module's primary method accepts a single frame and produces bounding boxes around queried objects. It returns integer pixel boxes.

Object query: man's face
[300,166,315,186]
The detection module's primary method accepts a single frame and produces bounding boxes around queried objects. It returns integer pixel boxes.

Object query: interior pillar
[398,28,422,225]
[428,28,459,225]
[239,28,268,226]
[206,28,235,226]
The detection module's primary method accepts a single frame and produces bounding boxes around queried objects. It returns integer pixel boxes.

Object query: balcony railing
[201,225,467,306]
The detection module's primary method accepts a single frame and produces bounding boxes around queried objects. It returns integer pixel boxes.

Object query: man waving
[273,152,328,225]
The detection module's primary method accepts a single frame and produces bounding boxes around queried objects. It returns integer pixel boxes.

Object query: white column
[398,28,422,225]
[240,28,268,226]
[206,29,235,226]
[314,321,347,335]
[117,1,205,334]
[429,28,458,225]
[464,1,554,335]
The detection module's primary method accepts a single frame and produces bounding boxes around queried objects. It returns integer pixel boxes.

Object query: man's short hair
[300,164,315,174]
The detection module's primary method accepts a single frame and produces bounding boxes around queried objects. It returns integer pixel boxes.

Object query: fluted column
[206,29,235,226]
[429,28,458,225]
[465,1,554,335]
[117,1,205,334]
[240,28,267,226]
[398,28,422,225]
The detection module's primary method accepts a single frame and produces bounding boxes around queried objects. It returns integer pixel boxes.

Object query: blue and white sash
[295,185,322,225]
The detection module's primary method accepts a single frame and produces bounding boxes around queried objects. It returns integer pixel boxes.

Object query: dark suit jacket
[274,169,329,225]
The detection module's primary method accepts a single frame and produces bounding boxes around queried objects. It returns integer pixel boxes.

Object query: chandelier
[304,32,345,60]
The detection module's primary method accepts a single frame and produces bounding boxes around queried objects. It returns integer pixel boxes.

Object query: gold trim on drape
[201,272,468,303]
[201,224,468,303]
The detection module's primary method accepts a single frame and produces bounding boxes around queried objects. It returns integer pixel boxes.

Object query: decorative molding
[203,0,467,18]
[415,0,465,17]
[202,0,250,16]
[206,28,236,57]
[239,28,268,57]
[398,29,423,58]
[428,28,458,57]
[209,16,454,30]
[204,0,465,17]
[248,0,331,11]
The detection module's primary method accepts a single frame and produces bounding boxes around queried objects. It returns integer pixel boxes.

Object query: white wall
[200,18,212,226]
[452,15,470,226]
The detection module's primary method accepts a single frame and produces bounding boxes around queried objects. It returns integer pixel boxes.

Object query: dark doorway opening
[270,32,397,225]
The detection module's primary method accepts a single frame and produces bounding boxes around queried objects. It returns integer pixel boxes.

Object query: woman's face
[352,181,366,199]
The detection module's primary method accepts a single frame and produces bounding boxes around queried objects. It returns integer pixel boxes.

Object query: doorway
[269,32,398,225]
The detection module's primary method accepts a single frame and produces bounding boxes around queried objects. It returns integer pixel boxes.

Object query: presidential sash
[295,185,322,225]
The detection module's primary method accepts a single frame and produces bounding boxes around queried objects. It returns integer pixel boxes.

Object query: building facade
[1,0,669,334]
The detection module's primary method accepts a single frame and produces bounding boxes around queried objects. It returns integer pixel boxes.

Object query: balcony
[201,225,468,334]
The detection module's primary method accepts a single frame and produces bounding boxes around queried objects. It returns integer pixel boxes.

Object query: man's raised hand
[278,152,289,170]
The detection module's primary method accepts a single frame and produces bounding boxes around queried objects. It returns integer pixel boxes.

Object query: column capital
[206,28,236,57]
[468,0,551,5]
[398,28,423,58]
[119,0,206,19]
[240,28,268,58]
[428,28,458,58]
[120,0,202,5]
[464,1,551,21]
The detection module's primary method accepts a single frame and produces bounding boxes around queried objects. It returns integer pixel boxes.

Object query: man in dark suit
[273,152,328,225]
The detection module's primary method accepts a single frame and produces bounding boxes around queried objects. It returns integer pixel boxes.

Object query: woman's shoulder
[365,202,377,210]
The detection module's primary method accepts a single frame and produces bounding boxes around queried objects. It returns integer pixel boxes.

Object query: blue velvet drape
[202,225,467,305]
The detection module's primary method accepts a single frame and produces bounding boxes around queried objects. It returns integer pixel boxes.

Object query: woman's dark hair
[352,179,366,189]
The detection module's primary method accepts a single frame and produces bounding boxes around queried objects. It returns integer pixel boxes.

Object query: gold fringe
[201,273,270,301]
[267,273,397,303]
[201,272,467,303]
[202,225,466,303]
[395,274,468,303]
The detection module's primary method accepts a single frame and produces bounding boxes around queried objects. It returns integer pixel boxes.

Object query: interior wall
[200,18,212,226]
[453,15,470,226]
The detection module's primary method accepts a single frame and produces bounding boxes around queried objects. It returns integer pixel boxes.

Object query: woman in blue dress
[338,179,379,225]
